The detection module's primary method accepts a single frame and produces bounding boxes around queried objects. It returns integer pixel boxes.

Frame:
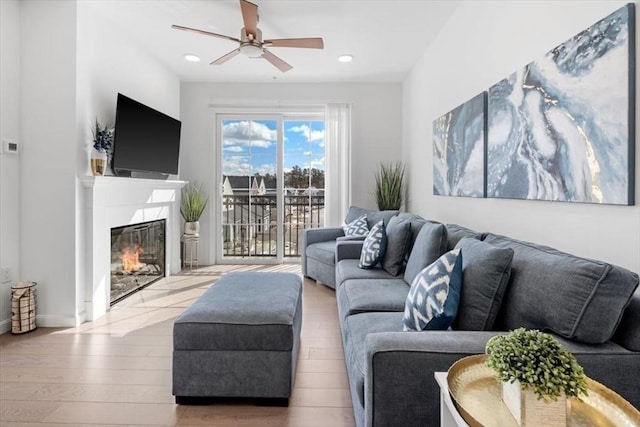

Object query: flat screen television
[111,93,181,177]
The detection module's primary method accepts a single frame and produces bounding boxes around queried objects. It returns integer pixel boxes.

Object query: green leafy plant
[374,162,405,210]
[92,119,114,153]
[485,328,588,401]
[181,183,208,222]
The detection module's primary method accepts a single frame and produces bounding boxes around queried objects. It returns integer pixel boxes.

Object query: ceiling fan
[172,0,324,72]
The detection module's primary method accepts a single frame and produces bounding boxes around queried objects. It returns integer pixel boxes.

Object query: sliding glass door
[217,114,325,263]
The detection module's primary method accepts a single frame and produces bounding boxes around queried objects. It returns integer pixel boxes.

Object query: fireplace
[110,219,166,304]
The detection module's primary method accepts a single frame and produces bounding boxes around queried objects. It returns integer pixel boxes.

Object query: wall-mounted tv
[112,93,181,177]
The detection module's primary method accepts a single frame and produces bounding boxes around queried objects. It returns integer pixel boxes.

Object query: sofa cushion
[403,249,462,331]
[485,233,640,344]
[445,223,483,250]
[453,237,514,331]
[366,210,399,229]
[341,312,405,406]
[382,215,412,276]
[345,206,369,224]
[337,279,409,320]
[336,259,396,288]
[305,241,337,266]
[359,221,387,269]
[613,291,640,351]
[343,214,369,237]
[403,222,448,285]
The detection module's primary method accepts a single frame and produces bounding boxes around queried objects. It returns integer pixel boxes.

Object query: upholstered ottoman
[172,272,302,405]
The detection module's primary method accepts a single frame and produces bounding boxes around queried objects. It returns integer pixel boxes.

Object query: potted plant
[91,119,114,176]
[181,182,208,236]
[374,162,405,210]
[485,328,588,426]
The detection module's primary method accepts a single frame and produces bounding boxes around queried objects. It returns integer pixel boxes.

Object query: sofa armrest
[336,240,364,261]
[364,331,498,427]
[300,227,345,276]
[302,227,345,246]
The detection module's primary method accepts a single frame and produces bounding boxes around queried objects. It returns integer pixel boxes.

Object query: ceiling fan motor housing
[240,27,263,57]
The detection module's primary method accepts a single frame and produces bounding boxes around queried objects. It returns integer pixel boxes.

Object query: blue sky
[222,119,324,176]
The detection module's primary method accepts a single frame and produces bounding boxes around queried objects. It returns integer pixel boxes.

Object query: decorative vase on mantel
[90,148,107,176]
[502,378,567,426]
[183,221,200,237]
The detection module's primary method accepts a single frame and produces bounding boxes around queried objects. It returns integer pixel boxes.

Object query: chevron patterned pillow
[358,220,387,269]
[343,214,369,237]
[403,248,463,331]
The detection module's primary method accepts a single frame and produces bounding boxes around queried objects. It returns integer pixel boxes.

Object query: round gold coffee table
[435,355,640,427]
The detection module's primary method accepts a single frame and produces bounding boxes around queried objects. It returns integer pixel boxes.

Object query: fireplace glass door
[110,219,166,304]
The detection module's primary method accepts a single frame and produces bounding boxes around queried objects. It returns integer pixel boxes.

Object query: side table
[181,234,199,271]
[435,372,469,427]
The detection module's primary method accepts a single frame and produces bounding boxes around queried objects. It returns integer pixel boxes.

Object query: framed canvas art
[487,4,635,205]
[433,92,487,197]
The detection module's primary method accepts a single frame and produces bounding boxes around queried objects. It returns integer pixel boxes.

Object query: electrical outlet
[1,268,10,284]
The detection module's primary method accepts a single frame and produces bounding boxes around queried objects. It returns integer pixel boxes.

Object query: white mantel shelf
[81,175,187,321]
[80,175,187,189]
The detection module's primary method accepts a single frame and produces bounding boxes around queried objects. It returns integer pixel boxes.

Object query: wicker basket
[11,281,37,334]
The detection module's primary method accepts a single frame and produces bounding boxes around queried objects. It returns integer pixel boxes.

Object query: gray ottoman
[172,272,302,405]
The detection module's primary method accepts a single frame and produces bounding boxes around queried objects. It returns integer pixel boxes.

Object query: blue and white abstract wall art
[487,3,635,205]
[433,92,487,198]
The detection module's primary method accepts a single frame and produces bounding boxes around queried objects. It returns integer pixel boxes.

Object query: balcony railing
[222,194,325,258]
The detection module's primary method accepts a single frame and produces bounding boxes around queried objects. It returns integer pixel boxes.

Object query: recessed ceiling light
[338,54,354,63]
[184,54,201,62]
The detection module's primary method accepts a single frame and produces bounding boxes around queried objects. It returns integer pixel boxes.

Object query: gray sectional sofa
[303,209,640,427]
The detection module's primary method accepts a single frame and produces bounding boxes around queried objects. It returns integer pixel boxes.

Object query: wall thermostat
[2,139,18,155]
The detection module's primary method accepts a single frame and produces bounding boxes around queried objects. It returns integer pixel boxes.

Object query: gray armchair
[301,206,398,288]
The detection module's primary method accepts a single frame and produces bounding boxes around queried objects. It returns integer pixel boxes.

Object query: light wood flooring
[0,264,355,426]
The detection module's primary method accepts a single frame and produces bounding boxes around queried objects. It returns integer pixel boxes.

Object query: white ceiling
[88,0,460,83]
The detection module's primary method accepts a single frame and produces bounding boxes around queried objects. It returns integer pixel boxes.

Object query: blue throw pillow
[359,220,387,269]
[402,248,463,331]
[343,214,369,237]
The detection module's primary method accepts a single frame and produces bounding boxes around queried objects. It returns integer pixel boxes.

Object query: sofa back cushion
[613,291,640,351]
[485,233,639,344]
[344,206,399,230]
[445,223,483,250]
[382,215,412,276]
[452,237,514,331]
[403,222,448,285]
[345,206,368,224]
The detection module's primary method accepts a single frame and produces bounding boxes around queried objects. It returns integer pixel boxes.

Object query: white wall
[20,0,79,327]
[403,1,640,273]
[0,0,22,333]
[0,0,181,329]
[75,1,180,321]
[180,82,402,264]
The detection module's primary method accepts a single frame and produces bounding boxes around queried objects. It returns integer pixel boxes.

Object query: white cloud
[223,120,276,148]
[224,146,244,153]
[288,124,325,145]
[310,157,325,169]
[303,151,313,156]
[223,155,252,175]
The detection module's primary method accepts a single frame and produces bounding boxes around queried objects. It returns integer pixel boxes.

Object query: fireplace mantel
[81,176,186,321]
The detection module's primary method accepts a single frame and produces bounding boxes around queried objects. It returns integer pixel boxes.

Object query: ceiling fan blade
[171,24,240,43]
[262,50,293,73]
[211,49,241,65]
[240,0,259,37]
[264,38,324,49]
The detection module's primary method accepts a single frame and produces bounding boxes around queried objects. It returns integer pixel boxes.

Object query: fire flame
[121,245,144,272]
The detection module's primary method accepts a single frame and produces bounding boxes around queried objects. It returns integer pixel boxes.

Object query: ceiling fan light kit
[172,0,324,73]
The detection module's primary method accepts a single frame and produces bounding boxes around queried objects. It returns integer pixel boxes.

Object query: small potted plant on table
[180,182,208,236]
[485,328,588,426]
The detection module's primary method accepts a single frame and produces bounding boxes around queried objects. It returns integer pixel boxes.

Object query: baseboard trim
[0,318,10,334]
[36,314,80,328]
